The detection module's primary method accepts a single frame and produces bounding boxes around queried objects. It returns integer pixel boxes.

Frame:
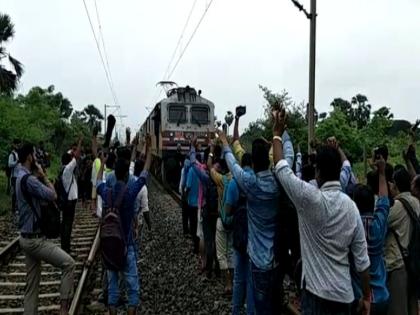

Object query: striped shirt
[275,159,370,303]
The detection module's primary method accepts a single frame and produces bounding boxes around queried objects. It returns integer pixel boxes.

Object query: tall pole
[104,104,107,132]
[308,0,317,152]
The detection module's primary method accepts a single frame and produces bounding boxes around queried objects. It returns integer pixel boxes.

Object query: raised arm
[91,130,98,157]
[29,163,57,201]
[368,156,390,243]
[218,130,253,193]
[295,144,302,179]
[233,113,240,142]
[326,137,356,191]
[272,109,321,213]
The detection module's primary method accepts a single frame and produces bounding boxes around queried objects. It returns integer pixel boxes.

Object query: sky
[2,0,420,135]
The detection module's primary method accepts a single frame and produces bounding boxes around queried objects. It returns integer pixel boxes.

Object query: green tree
[0,13,23,95]
[350,94,371,129]
[83,104,104,131]
[316,108,363,160]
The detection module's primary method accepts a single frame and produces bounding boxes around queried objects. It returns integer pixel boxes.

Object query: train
[139,84,215,187]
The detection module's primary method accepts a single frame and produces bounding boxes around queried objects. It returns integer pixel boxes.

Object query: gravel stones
[84,180,231,314]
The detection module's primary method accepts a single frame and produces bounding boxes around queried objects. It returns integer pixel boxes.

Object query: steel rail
[69,227,101,315]
[0,237,20,267]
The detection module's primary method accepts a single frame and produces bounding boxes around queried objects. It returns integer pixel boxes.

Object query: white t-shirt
[62,158,78,201]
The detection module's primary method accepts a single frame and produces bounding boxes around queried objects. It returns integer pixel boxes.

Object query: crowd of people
[179,106,420,315]
[6,131,152,315]
[3,104,420,315]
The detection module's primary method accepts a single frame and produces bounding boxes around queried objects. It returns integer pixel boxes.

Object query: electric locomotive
[140,84,215,187]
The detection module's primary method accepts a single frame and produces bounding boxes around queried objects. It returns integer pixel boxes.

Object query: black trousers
[203,213,219,274]
[61,200,77,253]
[301,289,350,315]
[11,177,17,214]
[188,205,199,253]
[181,195,189,235]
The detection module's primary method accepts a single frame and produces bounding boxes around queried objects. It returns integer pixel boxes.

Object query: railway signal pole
[291,0,317,152]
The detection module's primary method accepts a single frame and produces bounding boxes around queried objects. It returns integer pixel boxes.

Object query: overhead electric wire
[82,0,119,106]
[94,0,119,105]
[166,0,215,80]
[150,0,215,106]
[148,0,198,107]
[162,0,199,81]
[93,0,124,132]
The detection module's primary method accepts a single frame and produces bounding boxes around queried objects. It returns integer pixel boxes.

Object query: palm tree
[0,13,23,95]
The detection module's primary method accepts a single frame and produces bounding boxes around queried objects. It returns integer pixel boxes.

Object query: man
[412,175,420,200]
[179,157,191,235]
[224,153,255,315]
[8,139,20,213]
[96,138,151,315]
[351,156,389,315]
[16,144,75,315]
[206,143,234,294]
[218,126,294,314]
[272,108,371,315]
[60,137,82,254]
[385,167,420,315]
[133,159,151,233]
[185,154,201,255]
[188,140,221,278]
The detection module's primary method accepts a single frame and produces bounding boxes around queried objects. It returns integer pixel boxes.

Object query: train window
[191,106,209,125]
[168,105,187,124]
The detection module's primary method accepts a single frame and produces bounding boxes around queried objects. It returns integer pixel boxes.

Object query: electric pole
[291,0,317,152]
[308,0,317,153]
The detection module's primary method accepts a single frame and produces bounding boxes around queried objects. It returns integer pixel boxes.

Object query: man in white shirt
[132,159,151,233]
[272,109,371,315]
[60,138,82,254]
[8,139,20,213]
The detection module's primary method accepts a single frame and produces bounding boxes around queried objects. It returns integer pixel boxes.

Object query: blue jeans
[108,245,139,307]
[232,250,255,315]
[251,262,282,315]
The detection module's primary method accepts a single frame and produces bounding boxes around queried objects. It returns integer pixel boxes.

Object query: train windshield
[168,105,187,124]
[191,105,209,126]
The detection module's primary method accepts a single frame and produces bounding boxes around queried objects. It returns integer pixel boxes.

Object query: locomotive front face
[160,98,215,154]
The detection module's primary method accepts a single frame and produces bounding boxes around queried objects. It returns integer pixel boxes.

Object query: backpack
[100,185,128,271]
[392,197,420,280]
[203,176,219,218]
[54,167,74,209]
[232,194,248,255]
[21,174,61,238]
[220,175,233,230]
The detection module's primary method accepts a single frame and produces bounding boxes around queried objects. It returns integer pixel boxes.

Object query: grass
[0,172,11,216]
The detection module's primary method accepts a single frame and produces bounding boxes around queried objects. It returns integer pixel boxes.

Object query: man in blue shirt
[224,153,255,315]
[351,155,389,315]
[96,139,151,315]
[16,144,75,315]
[218,128,294,315]
[179,158,191,235]
[186,163,200,254]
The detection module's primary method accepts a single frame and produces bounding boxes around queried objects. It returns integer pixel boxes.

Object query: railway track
[0,206,100,314]
[154,177,301,315]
